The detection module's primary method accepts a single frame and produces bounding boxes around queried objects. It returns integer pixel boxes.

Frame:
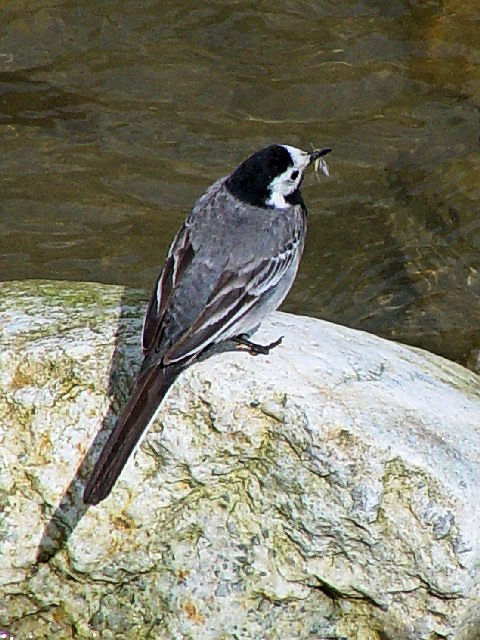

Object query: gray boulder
[1,280,480,640]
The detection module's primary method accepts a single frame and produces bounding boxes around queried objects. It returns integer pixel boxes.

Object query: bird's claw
[234,335,283,356]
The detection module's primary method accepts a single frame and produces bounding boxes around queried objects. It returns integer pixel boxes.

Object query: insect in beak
[310,147,332,180]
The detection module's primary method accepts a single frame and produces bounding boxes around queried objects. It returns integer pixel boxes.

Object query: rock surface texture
[1,280,480,640]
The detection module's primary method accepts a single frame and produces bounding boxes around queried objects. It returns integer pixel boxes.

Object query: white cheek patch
[267,146,312,208]
[266,188,288,209]
[281,145,310,170]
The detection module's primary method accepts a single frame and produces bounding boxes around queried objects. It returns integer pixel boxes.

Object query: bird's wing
[162,231,302,364]
[142,222,194,353]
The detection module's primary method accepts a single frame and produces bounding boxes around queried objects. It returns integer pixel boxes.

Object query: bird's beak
[309,147,332,163]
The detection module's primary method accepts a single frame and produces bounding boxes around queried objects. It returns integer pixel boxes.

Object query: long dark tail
[83,364,179,505]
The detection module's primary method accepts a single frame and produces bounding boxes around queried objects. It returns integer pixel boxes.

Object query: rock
[1,279,480,640]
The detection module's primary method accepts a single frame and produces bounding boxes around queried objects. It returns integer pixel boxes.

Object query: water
[1,0,479,364]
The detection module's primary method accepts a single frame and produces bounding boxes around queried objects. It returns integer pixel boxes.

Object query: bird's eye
[290,170,299,180]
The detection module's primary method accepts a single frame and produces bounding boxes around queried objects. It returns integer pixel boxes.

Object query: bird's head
[225,144,331,209]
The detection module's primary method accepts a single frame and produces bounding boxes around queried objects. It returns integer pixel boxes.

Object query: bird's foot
[234,335,283,355]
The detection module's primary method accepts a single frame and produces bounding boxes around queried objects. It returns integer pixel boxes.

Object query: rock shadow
[35,287,144,564]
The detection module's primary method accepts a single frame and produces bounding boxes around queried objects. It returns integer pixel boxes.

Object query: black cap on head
[226,145,293,208]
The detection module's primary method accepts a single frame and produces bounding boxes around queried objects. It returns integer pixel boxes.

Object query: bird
[83,143,332,505]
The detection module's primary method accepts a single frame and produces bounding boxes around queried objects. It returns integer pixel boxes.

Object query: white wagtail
[83,144,331,504]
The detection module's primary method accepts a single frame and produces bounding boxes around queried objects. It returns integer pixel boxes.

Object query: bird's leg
[234,334,283,355]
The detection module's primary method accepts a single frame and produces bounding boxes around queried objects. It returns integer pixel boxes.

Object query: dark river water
[1,0,479,365]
